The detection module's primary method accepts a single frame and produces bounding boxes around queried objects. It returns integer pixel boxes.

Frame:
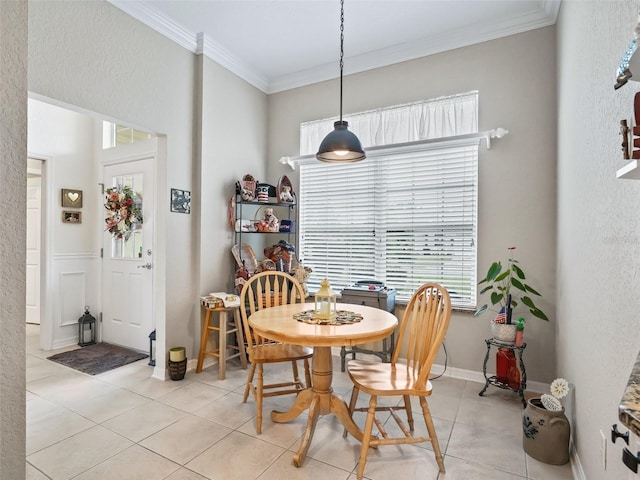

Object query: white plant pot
[491,321,517,343]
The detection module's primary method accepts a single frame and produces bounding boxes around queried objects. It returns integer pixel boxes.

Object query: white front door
[102,157,154,352]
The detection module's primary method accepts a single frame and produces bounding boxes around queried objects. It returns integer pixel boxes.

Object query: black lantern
[148,329,156,366]
[77,306,96,347]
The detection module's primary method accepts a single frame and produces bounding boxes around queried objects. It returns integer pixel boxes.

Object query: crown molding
[109,0,197,52]
[109,0,561,95]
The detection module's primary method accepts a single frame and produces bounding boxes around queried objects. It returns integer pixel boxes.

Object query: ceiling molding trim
[108,0,197,52]
[109,0,561,95]
[268,5,560,93]
[200,34,270,93]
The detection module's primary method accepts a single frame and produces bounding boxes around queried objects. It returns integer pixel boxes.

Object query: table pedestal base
[271,346,364,467]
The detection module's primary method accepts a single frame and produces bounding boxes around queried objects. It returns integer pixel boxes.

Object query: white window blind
[298,92,478,307]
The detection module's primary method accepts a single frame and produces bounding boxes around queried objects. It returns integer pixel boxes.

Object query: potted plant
[474,247,549,341]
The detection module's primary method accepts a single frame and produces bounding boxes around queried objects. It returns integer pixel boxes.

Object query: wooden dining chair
[239,270,313,434]
[344,282,452,479]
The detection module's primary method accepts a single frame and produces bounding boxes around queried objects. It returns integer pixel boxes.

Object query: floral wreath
[104,185,143,239]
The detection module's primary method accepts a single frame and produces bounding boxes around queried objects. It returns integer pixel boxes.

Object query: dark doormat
[47,343,148,375]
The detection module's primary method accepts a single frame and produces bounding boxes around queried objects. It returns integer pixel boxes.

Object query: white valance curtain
[299,91,478,156]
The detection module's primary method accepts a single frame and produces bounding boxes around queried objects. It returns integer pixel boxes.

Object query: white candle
[169,347,186,362]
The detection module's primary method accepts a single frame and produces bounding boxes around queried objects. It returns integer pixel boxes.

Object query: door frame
[98,136,167,379]
[27,153,53,350]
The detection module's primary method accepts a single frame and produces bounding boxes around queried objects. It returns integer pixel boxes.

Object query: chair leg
[291,360,302,389]
[343,386,360,438]
[256,364,264,434]
[243,363,256,403]
[403,394,414,431]
[303,358,311,388]
[420,396,445,473]
[357,395,377,480]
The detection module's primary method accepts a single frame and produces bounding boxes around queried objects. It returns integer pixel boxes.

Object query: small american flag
[494,306,506,324]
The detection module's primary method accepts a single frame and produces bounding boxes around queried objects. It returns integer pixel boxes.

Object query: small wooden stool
[196,305,248,379]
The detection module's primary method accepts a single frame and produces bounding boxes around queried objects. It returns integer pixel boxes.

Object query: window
[298,92,478,308]
[102,121,151,149]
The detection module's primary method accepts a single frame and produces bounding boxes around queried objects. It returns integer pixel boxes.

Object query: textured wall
[557,1,640,478]
[0,0,27,477]
[268,27,558,383]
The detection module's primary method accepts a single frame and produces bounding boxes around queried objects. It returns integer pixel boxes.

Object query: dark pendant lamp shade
[316,121,365,163]
[316,0,365,163]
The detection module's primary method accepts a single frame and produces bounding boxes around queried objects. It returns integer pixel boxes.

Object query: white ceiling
[109,0,561,94]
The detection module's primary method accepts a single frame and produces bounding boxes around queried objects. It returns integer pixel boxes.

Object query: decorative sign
[171,188,191,214]
[61,189,83,208]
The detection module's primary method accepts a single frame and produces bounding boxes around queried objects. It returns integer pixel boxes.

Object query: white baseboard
[430,362,550,395]
[570,442,586,480]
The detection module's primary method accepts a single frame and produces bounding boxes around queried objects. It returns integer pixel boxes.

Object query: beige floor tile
[26,462,49,480]
[237,411,307,449]
[125,375,190,399]
[102,400,187,442]
[439,455,529,479]
[446,422,527,477]
[27,425,132,480]
[455,396,523,437]
[165,468,210,480]
[525,454,573,479]
[27,370,118,406]
[258,453,353,480]
[303,420,363,471]
[193,391,256,430]
[95,359,155,387]
[64,387,150,423]
[140,414,232,465]
[26,396,94,455]
[156,381,229,412]
[353,442,442,480]
[24,325,574,480]
[73,444,180,479]
[186,431,285,480]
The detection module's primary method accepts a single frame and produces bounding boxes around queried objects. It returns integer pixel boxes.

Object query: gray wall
[557,1,640,478]
[27,1,267,368]
[268,26,558,384]
[0,0,27,476]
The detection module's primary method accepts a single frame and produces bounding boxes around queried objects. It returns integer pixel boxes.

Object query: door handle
[137,262,152,270]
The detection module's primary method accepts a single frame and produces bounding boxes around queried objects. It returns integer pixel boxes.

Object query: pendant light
[316,0,366,163]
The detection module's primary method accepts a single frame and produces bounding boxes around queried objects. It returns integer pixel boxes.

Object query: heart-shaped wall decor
[67,192,79,203]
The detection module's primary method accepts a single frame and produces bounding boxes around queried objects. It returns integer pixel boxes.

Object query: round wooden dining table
[248,302,398,467]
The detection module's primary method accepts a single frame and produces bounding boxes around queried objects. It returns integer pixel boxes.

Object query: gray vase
[522,397,570,465]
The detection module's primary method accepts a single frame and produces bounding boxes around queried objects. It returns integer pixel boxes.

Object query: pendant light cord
[339,0,344,122]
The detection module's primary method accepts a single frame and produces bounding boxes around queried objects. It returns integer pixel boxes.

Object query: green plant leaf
[531,308,549,321]
[490,292,503,305]
[512,264,525,279]
[511,277,526,291]
[485,262,502,282]
[521,296,536,309]
[524,284,541,296]
[479,285,494,294]
[494,270,510,282]
[474,304,488,316]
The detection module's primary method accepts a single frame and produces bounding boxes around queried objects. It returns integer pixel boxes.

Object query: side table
[479,338,527,407]
[196,304,248,380]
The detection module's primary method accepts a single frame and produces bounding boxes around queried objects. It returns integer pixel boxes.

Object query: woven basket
[254,206,279,232]
[168,358,187,381]
[231,243,258,274]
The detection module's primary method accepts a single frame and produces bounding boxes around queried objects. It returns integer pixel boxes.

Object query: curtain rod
[279,128,508,170]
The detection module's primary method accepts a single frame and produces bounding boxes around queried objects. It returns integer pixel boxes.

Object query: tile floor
[25,325,573,480]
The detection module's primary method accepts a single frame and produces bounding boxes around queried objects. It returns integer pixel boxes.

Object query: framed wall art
[62,210,82,223]
[171,188,191,214]
[61,188,83,208]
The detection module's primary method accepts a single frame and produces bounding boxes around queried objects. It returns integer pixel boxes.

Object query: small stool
[196,305,248,379]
